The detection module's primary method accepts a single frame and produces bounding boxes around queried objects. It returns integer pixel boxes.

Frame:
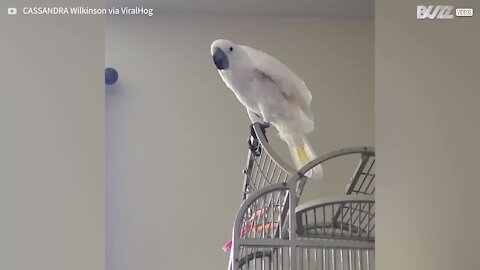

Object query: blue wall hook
[105,68,118,85]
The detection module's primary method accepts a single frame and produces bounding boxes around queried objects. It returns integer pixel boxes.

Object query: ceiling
[107,0,374,19]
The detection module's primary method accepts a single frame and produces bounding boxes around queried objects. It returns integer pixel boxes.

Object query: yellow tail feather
[296,148,309,165]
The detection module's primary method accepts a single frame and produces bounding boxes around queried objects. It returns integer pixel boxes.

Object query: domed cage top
[227,123,375,270]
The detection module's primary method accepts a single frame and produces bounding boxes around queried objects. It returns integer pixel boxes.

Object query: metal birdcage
[227,123,375,270]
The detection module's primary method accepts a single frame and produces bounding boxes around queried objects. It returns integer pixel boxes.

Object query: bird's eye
[229,47,233,52]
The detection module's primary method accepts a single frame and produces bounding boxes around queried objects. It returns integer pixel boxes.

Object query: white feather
[241,45,314,126]
[211,39,322,178]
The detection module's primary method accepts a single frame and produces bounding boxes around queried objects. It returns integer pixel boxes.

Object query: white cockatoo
[211,39,323,178]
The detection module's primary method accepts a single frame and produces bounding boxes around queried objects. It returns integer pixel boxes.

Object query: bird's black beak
[213,48,229,70]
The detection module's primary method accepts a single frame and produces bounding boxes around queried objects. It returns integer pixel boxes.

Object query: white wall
[0,1,105,269]
[106,14,373,270]
[376,0,480,269]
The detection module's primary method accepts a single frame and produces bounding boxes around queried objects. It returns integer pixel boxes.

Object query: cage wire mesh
[227,123,375,270]
[242,123,297,200]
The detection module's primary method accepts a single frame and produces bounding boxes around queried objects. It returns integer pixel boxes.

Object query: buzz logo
[417,5,454,19]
